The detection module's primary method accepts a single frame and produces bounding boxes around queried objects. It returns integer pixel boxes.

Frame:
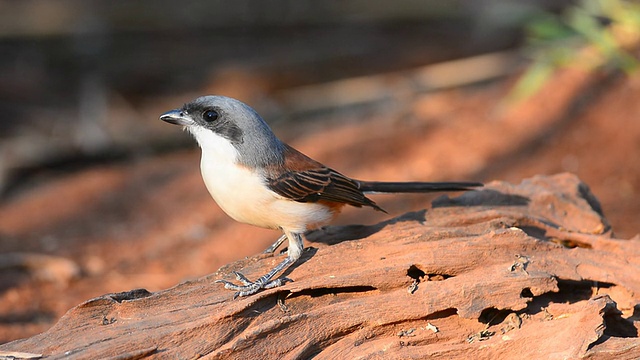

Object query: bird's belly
[200,159,334,232]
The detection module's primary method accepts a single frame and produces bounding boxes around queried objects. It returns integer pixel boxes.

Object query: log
[1,173,639,359]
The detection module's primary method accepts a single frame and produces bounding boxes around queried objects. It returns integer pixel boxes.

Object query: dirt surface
[0,65,639,348]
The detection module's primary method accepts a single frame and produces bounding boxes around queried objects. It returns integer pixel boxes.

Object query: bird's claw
[216,271,293,299]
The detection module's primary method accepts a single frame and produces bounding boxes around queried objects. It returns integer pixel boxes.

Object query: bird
[160,95,482,298]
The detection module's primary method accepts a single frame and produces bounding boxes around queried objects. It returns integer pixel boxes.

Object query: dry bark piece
[0,173,638,359]
[0,350,43,359]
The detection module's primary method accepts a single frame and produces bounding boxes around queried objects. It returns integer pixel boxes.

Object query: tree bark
[2,173,639,359]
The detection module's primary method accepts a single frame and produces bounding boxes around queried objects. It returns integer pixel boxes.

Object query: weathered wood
[2,173,639,359]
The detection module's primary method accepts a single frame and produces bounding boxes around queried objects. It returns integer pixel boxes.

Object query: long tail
[357,181,482,193]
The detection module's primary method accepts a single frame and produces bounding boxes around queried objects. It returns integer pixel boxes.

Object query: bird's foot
[216,271,292,299]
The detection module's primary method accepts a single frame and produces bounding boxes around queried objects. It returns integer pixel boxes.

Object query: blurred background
[1,0,639,343]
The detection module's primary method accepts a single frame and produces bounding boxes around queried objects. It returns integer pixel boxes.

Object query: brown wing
[265,145,384,212]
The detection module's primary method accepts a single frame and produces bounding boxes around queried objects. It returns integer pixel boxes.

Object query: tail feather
[357,181,482,194]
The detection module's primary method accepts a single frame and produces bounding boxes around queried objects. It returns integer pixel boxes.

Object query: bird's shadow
[305,209,428,246]
[305,189,530,246]
[431,188,530,208]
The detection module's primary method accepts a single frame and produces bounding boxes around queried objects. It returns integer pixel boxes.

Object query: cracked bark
[1,173,639,359]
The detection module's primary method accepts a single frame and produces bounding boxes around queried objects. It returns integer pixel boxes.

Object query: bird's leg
[216,231,303,298]
[262,233,287,254]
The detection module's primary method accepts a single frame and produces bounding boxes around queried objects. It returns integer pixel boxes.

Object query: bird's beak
[160,109,194,126]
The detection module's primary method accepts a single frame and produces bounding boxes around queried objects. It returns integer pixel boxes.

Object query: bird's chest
[200,155,279,228]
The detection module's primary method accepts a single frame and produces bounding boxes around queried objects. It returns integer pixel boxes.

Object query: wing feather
[266,167,384,211]
[265,144,384,212]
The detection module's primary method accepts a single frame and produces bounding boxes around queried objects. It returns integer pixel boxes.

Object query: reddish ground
[0,67,638,343]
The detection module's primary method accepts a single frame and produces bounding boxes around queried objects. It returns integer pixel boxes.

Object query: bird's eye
[203,109,219,122]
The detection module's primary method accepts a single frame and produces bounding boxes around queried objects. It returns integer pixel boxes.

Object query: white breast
[190,127,334,232]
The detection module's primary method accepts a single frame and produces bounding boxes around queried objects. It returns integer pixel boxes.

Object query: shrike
[160,95,481,298]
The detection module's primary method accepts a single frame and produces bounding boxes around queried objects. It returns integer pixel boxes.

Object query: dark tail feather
[357,181,483,193]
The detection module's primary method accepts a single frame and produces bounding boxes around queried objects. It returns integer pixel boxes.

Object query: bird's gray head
[160,95,285,167]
